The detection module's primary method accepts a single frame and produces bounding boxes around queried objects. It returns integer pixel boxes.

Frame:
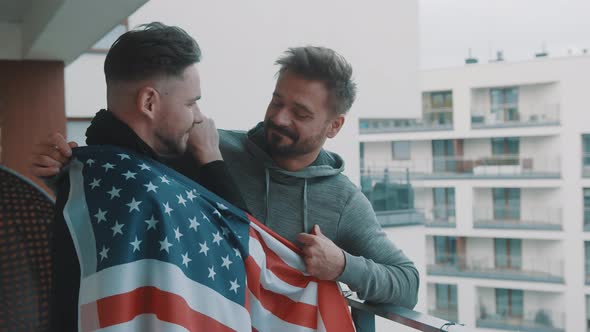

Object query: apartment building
[360,54,590,331]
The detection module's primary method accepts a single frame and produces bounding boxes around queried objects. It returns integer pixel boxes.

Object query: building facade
[361,54,590,331]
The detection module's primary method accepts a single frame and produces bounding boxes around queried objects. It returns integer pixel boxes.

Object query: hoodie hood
[244,122,345,234]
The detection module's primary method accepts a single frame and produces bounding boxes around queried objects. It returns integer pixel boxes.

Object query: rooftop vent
[465,48,478,64]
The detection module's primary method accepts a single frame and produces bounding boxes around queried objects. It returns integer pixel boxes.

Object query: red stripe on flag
[249,227,318,288]
[317,281,356,332]
[90,286,236,332]
[245,256,318,329]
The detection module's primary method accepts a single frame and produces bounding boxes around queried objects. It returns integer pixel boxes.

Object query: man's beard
[155,131,187,157]
[264,120,327,157]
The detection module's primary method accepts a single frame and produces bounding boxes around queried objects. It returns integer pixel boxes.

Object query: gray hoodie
[219,123,419,307]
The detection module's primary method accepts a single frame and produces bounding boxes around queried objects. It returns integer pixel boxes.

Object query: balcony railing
[347,297,470,331]
[428,307,458,323]
[471,103,560,129]
[362,154,561,180]
[473,207,562,230]
[582,154,590,177]
[359,117,452,134]
[428,255,564,283]
[584,208,590,231]
[375,209,425,227]
[476,307,565,332]
[423,206,456,228]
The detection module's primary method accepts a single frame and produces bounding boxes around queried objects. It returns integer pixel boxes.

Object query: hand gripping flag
[61,146,355,332]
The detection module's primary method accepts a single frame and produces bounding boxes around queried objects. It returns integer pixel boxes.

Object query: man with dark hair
[48,22,247,330]
[35,46,419,309]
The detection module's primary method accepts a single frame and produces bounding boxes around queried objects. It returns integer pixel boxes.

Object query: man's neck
[271,150,320,172]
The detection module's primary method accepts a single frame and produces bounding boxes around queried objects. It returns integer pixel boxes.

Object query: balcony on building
[414,187,456,228]
[583,134,590,177]
[358,90,453,134]
[360,167,425,227]
[427,236,564,283]
[427,283,458,322]
[473,188,562,230]
[476,287,564,332]
[361,136,561,180]
[471,83,560,129]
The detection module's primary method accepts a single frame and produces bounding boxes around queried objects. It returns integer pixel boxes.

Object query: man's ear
[136,86,160,120]
[326,115,345,138]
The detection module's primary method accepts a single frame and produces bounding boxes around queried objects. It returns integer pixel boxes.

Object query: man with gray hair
[34,45,419,308]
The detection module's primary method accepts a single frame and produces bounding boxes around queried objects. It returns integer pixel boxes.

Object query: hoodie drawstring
[264,168,309,234]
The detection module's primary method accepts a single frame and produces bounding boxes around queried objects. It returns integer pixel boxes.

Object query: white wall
[65,54,107,118]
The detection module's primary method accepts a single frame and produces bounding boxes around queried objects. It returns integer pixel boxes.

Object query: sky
[420,0,590,68]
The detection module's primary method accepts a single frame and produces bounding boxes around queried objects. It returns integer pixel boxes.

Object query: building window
[586,242,590,284]
[433,188,455,221]
[493,188,520,220]
[391,141,410,160]
[494,238,522,269]
[490,87,519,121]
[434,236,457,265]
[491,137,519,156]
[436,283,458,310]
[584,189,590,228]
[495,288,523,318]
[583,135,590,174]
[90,21,129,53]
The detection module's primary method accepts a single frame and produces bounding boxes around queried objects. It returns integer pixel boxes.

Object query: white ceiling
[0,0,33,23]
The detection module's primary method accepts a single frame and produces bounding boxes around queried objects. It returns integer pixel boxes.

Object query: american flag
[62,145,355,332]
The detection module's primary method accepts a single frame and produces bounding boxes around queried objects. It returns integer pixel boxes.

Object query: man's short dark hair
[104,22,201,82]
[275,46,357,115]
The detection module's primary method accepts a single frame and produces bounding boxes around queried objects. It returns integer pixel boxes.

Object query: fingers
[68,141,79,149]
[31,165,61,178]
[50,132,73,157]
[296,233,316,245]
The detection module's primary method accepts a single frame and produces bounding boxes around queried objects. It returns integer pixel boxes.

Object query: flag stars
[213,209,221,218]
[144,181,158,193]
[99,246,109,262]
[145,215,159,230]
[89,178,101,189]
[111,221,124,236]
[188,217,200,231]
[208,266,216,280]
[199,241,210,256]
[86,159,95,166]
[159,237,173,253]
[233,248,242,258]
[138,163,151,171]
[102,162,115,172]
[221,226,230,237]
[221,255,233,270]
[122,170,137,180]
[94,209,107,223]
[118,153,130,160]
[130,236,142,252]
[177,194,187,207]
[201,211,210,222]
[160,175,171,184]
[212,232,223,246]
[163,202,174,216]
[107,186,121,199]
[186,190,197,202]
[126,198,142,212]
[174,227,183,242]
[181,252,192,267]
[229,279,240,294]
[217,203,228,211]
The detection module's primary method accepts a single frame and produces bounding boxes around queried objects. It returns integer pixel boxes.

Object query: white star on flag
[233,248,242,258]
[216,202,228,210]
[86,159,95,166]
[126,198,142,212]
[186,190,197,202]
[177,194,187,207]
[94,209,107,223]
[138,163,151,171]
[201,211,210,222]
[107,186,121,199]
[160,175,171,184]
[102,162,115,172]
[229,279,240,293]
[181,252,192,267]
[174,227,183,242]
[129,236,142,252]
[159,237,173,253]
[221,255,233,270]
[212,231,223,246]
[90,178,101,189]
[99,246,109,261]
[198,241,209,256]
[118,153,130,160]
[145,215,159,230]
[111,221,124,236]
[213,209,221,218]
[122,170,137,180]
[163,202,174,216]
[188,217,200,231]
[144,181,158,193]
[208,266,216,280]
[221,226,230,237]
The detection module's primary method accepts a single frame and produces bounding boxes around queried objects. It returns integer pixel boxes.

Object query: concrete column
[0,60,66,194]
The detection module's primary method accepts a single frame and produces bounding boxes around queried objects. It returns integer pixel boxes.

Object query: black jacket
[49,110,248,331]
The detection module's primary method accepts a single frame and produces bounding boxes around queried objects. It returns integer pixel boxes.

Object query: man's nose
[193,106,205,123]
[272,107,291,127]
